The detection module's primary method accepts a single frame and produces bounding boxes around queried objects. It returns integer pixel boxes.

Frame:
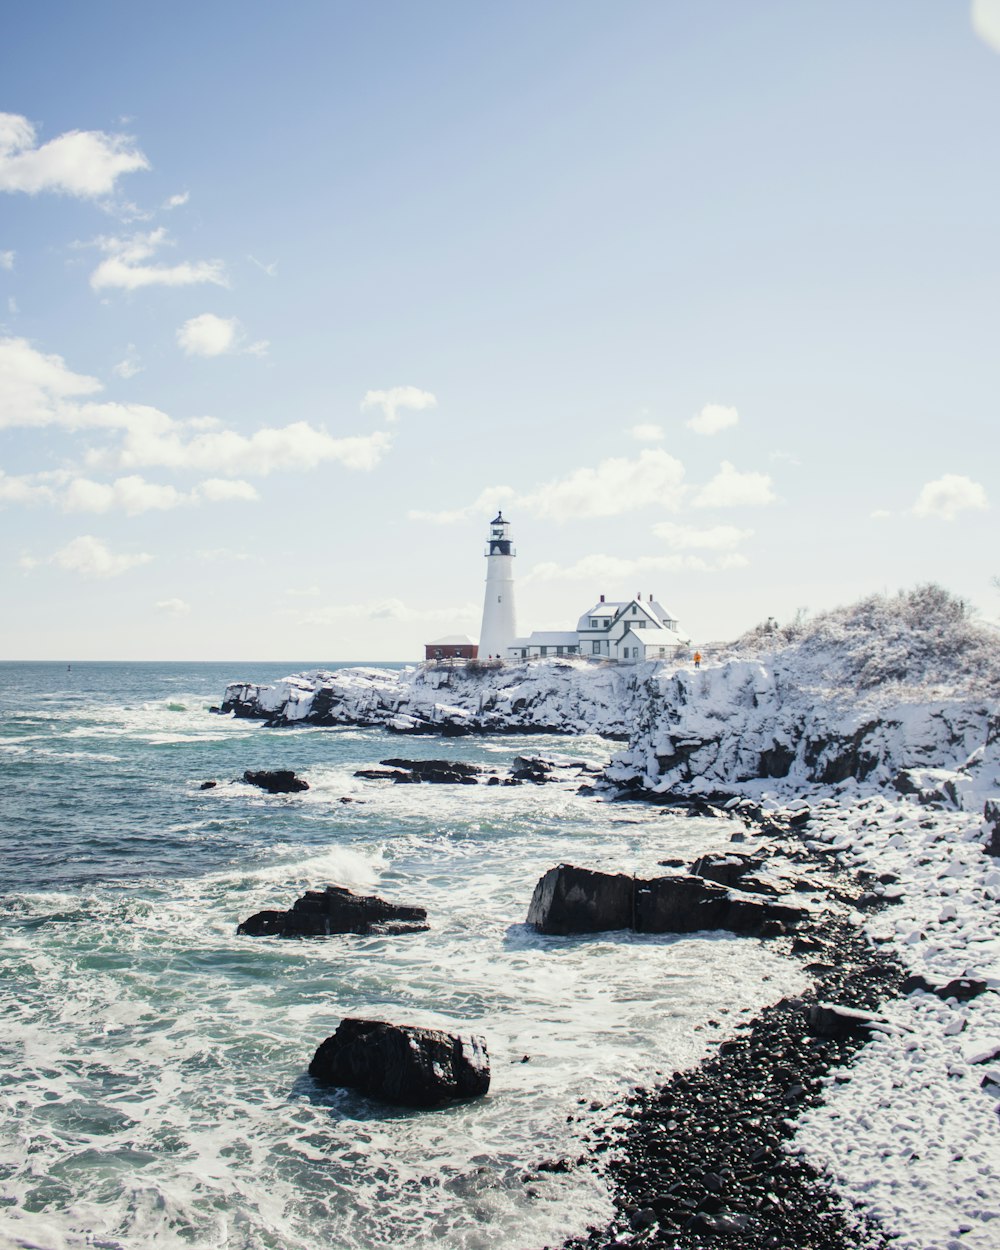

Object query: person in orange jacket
[693,651,702,668]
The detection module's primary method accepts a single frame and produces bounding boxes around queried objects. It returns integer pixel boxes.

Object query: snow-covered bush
[733,585,1000,695]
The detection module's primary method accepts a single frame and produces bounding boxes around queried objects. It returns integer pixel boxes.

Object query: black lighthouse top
[486,511,514,557]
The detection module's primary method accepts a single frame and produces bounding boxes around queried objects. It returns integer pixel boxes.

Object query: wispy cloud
[21,534,152,578]
[630,422,664,442]
[523,551,748,584]
[0,467,259,514]
[1,335,390,478]
[410,449,687,524]
[294,598,479,627]
[0,113,148,198]
[112,344,143,379]
[247,254,278,276]
[687,403,739,436]
[362,386,437,423]
[0,250,14,271]
[155,597,191,615]
[164,191,189,209]
[972,0,1000,53]
[88,228,227,292]
[651,521,753,550]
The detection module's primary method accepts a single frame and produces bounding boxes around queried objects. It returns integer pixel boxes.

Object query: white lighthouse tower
[478,511,517,660]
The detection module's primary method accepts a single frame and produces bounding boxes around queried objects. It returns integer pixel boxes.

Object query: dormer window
[590,618,599,628]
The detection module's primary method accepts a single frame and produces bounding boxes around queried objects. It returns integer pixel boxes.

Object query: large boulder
[526,864,634,935]
[634,874,805,936]
[238,885,428,937]
[243,769,309,794]
[525,863,805,938]
[309,1018,490,1107]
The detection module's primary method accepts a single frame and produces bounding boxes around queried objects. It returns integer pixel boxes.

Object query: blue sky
[1,1,998,660]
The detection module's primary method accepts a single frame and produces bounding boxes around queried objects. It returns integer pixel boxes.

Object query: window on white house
[590,618,598,628]
[592,641,601,654]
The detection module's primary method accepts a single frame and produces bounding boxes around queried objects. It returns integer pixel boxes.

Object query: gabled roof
[426,634,477,646]
[577,602,627,631]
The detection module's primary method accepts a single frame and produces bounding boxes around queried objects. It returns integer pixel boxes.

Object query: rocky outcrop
[526,863,805,938]
[219,660,645,737]
[237,885,428,937]
[526,864,635,935]
[243,769,309,794]
[309,1018,490,1107]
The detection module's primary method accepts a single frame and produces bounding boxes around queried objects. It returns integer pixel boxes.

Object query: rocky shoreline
[551,801,907,1250]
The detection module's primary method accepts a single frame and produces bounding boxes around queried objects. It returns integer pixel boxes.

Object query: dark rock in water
[806,1002,879,1038]
[309,1017,490,1107]
[526,864,634,935]
[634,875,805,937]
[526,864,804,938]
[354,768,412,782]
[238,885,428,937]
[378,758,482,784]
[243,769,309,794]
[690,851,763,888]
[901,974,987,1002]
[199,780,217,790]
[510,755,555,783]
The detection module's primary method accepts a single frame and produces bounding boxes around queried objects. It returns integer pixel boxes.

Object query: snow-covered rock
[221,658,650,739]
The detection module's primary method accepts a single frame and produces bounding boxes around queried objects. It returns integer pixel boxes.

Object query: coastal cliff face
[221,659,649,739]
[220,588,1000,818]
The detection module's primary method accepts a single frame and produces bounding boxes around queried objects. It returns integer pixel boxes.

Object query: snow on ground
[784,790,1000,1250]
[219,588,1000,1249]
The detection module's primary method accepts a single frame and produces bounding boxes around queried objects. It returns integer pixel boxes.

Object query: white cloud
[0,469,51,504]
[196,477,258,503]
[631,422,664,442]
[0,336,105,429]
[0,250,13,270]
[45,535,152,578]
[156,597,191,616]
[177,313,239,357]
[0,113,148,198]
[409,449,688,525]
[102,422,391,476]
[687,403,739,436]
[362,386,437,423]
[972,0,1000,52]
[652,521,753,550]
[165,191,189,209]
[409,485,517,525]
[693,461,776,508]
[522,448,687,521]
[870,509,892,520]
[523,551,749,584]
[112,345,142,379]
[912,474,989,521]
[1,336,390,479]
[88,228,227,292]
[0,466,257,514]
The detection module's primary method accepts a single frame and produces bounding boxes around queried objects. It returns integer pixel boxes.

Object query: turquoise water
[0,662,805,1250]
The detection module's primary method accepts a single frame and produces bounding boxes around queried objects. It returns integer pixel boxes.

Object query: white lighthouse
[478,511,517,660]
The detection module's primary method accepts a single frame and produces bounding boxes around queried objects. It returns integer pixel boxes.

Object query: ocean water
[0,662,806,1250]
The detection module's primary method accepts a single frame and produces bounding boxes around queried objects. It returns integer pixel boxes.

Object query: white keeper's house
[508,593,690,662]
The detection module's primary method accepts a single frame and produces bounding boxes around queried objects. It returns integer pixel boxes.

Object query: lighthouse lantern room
[478,511,518,659]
